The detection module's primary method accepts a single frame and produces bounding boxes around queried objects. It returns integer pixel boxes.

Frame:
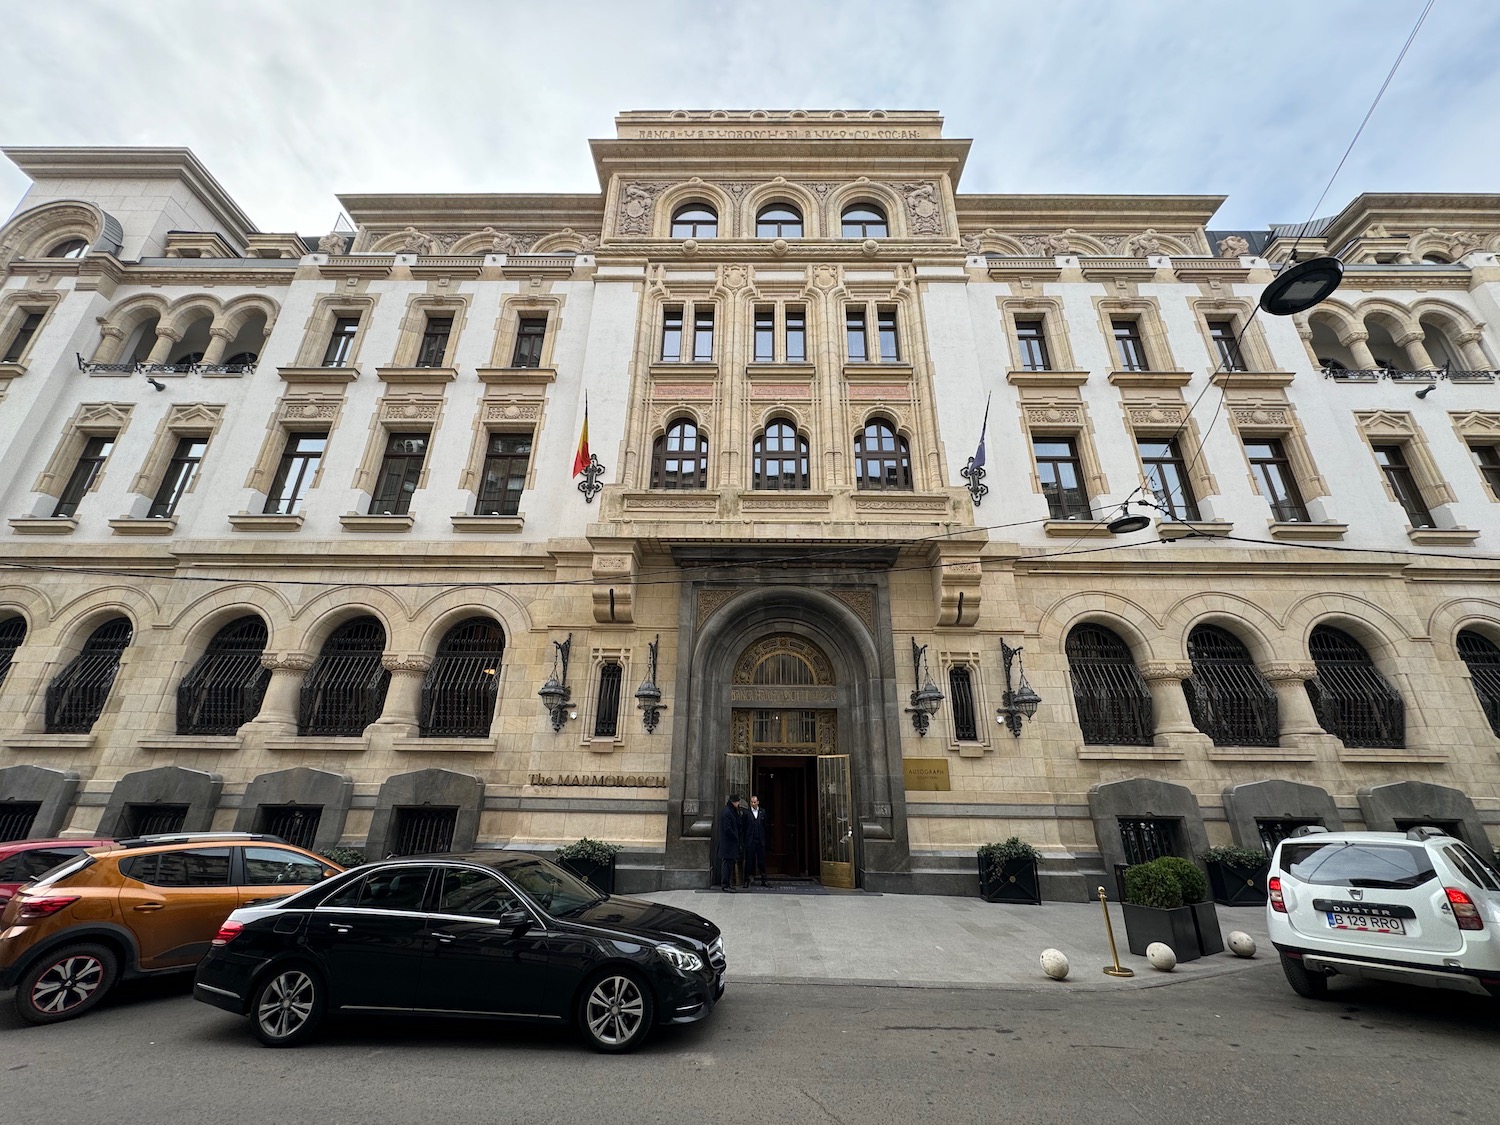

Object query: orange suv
[0,833,340,1024]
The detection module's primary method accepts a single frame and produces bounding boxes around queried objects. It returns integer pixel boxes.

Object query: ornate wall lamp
[634,634,667,733]
[996,639,1041,737]
[905,638,944,737]
[537,633,574,732]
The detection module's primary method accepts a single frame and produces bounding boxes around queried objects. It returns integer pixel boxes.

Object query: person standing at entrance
[717,794,743,892]
[743,794,769,887]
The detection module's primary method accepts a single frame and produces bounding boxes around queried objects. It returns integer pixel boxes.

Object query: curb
[722,957,1274,994]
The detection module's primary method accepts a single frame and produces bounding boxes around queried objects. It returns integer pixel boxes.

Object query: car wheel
[578,969,655,1053]
[251,964,325,1047]
[1280,952,1329,999]
[15,943,119,1025]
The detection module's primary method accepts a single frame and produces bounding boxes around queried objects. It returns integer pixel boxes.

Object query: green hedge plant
[1155,856,1208,904]
[1124,856,1209,908]
[1199,845,1269,869]
[978,837,1040,879]
[319,847,366,868]
[557,837,622,865]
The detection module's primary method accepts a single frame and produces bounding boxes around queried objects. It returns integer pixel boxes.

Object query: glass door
[816,754,854,889]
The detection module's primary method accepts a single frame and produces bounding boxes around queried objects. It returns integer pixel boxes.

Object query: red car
[0,839,114,909]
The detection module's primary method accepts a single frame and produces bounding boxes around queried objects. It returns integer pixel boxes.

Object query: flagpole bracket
[961,457,988,507]
[577,455,606,503]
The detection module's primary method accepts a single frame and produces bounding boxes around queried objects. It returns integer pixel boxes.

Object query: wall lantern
[538,633,573,732]
[634,633,667,733]
[905,638,944,737]
[996,639,1041,737]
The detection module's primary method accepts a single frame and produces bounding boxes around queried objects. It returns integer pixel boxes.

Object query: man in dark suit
[743,794,770,888]
[717,794,743,892]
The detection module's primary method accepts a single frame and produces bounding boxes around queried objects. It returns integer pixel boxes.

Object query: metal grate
[1457,629,1500,737]
[46,617,132,733]
[391,806,457,856]
[259,805,322,850]
[177,616,271,735]
[1119,818,1178,866]
[948,665,978,741]
[419,617,504,738]
[1256,818,1320,852]
[1183,625,1279,746]
[1065,624,1153,746]
[1306,625,1405,748]
[0,802,41,842]
[123,804,188,837]
[593,662,623,737]
[299,616,391,737]
[0,615,26,687]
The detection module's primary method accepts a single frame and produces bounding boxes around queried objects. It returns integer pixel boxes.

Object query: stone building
[1,111,1499,897]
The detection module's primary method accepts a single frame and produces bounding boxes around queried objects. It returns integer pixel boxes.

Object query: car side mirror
[498,908,531,933]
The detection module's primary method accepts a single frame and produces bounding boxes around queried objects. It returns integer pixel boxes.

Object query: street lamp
[538,633,573,732]
[634,634,666,733]
[996,639,1041,737]
[905,638,944,737]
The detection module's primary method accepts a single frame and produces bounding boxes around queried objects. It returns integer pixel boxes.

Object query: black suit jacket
[745,805,770,846]
[716,802,742,859]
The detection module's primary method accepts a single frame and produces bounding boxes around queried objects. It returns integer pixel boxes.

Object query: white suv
[1267,826,1500,999]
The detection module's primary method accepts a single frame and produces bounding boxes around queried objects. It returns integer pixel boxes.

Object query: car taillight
[1268,876,1287,913]
[1445,887,1485,931]
[16,895,79,920]
[211,920,244,947]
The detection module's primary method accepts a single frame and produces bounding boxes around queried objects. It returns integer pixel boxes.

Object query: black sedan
[193,853,725,1052]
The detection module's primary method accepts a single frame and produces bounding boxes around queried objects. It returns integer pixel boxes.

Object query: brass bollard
[1098,886,1135,978]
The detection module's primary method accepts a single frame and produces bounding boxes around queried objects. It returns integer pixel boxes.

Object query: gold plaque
[903,757,951,792]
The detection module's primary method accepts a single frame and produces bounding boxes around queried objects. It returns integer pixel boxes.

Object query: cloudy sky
[2,0,1493,236]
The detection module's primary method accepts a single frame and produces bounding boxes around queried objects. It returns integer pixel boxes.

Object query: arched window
[1306,625,1404,748]
[1183,625,1278,746]
[751,650,817,685]
[593,661,623,737]
[47,238,89,258]
[756,205,802,239]
[842,205,887,238]
[853,421,912,491]
[650,419,709,489]
[177,616,270,735]
[224,351,258,368]
[1457,629,1500,737]
[949,665,978,741]
[752,419,809,490]
[420,617,505,738]
[1065,624,1152,745]
[299,616,390,737]
[670,205,717,238]
[1421,252,1453,264]
[45,617,132,733]
[0,616,26,688]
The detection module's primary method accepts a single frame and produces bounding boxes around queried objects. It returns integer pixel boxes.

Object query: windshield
[498,856,603,916]
[1281,841,1436,889]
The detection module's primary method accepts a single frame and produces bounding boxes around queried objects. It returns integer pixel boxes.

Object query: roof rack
[113,832,287,849]
[1404,826,1452,842]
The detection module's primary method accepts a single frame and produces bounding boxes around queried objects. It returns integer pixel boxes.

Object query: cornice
[955,194,1225,230]
[337,193,605,230]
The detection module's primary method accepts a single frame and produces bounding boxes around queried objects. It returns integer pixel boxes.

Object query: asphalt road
[2,966,1497,1125]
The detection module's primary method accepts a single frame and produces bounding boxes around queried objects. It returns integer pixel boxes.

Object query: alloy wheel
[585,974,645,1047]
[257,969,316,1040]
[31,953,105,1015]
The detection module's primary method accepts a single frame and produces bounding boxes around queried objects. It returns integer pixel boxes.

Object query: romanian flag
[572,396,590,476]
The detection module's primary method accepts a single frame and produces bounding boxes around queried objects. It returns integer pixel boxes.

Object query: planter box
[978,855,1041,905]
[1192,900,1225,956]
[559,854,616,895]
[1122,900,1223,961]
[1206,859,1269,907]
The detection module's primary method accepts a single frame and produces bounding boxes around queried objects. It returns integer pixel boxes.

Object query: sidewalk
[643,889,1272,992]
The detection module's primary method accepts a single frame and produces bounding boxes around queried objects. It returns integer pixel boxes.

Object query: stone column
[1339,329,1377,371]
[199,325,236,366]
[1262,661,1339,757]
[372,654,433,737]
[1454,330,1491,372]
[246,653,313,737]
[145,326,183,365]
[94,324,127,364]
[1138,661,1211,752]
[1394,329,1437,372]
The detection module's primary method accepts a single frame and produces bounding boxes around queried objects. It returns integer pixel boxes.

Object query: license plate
[1327,911,1405,934]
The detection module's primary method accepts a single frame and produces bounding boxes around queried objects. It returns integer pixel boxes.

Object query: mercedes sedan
[193,852,725,1052]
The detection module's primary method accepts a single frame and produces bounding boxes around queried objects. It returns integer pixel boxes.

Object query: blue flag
[972,394,990,471]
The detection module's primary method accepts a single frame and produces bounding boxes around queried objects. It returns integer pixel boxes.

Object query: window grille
[1256,818,1320,852]
[299,616,390,737]
[420,617,504,738]
[391,806,457,856]
[1306,625,1405,748]
[1182,625,1278,746]
[123,803,188,837]
[1457,629,1500,737]
[45,617,132,733]
[853,421,912,490]
[0,615,26,688]
[258,805,322,850]
[0,802,40,843]
[948,666,978,741]
[594,662,623,737]
[1118,818,1179,866]
[752,421,810,490]
[177,616,271,735]
[650,420,709,489]
[1065,624,1152,745]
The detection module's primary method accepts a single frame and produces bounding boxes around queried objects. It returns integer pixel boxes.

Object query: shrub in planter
[319,847,365,869]
[1200,845,1271,907]
[1121,856,1222,961]
[556,837,621,895]
[977,837,1042,905]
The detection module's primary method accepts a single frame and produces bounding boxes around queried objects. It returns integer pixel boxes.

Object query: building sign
[903,758,951,792]
[528,774,667,788]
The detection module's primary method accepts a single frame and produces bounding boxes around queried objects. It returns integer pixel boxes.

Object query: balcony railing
[77,354,257,376]
[1322,366,1496,383]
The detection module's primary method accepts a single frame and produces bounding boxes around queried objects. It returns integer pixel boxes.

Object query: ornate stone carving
[696,587,739,626]
[1229,406,1289,428]
[719,181,756,206]
[277,397,341,424]
[382,655,433,674]
[722,264,749,290]
[1262,661,1318,683]
[1449,231,1483,258]
[619,182,665,235]
[1138,660,1193,682]
[77,403,132,427]
[482,402,541,423]
[1217,234,1250,258]
[261,654,314,672]
[732,635,835,685]
[1126,405,1186,427]
[813,264,838,289]
[396,227,433,254]
[1127,229,1165,257]
[317,233,346,255]
[749,383,812,398]
[805,182,838,204]
[899,182,943,235]
[961,233,984,254]
[378,397,440,423]
[1024,405,1083,427]
[829,587,876,633]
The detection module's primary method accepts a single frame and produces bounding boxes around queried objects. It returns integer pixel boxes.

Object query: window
[1457,629,1500,738]
[853,421,912,491]
[321,316,360,367]
[257,806,321,850]
[754,307,774,363]
[420,617,504,738]
[1182,625,1278,746]
[693,308,715,362]
[751,305,806,363]
[593,661,623,737]
[52,434,115,518]
[369,432,428,515]
[1138,438,1200,521]
[842,205,887,239]
[323,866,434,909]
[670,205,717,239]
[0,843,88,877]
[1306,624,1404,749]
[1256,818,1321,852]
[436,869,520,919]
[661,307,683,361]
[948,666,978,741]
[415,315,453,368]
[1372,444,1434,527]
[298,616,390,737]
[752,420,810,490]
[0,616,25,689]
[650,419,709,489]
[147,436,208,518]
[176,615,270,736]
[120,804,187,837]
[243,847,326,886]
[756,205,802,238]
[121,848,231,887]
[1280,841,1433,888]
[511,316,547,368]
[1118,818,1179,866]
[1244,439,1309,522]
[391,808,457,856]
[264,432,326,516]
[846,308,868,362]
[1112,318,1149,371]
[1207,319,1246,372]
[1065,623,1153,746]
[1033,437,1090,520]
[785,307,806,362]
[47,239,88,259]
[877,308,899,362]
[1014,319,1051,371]
[477,433,531,516]
[2,311,43,364]
[45,617,131,734]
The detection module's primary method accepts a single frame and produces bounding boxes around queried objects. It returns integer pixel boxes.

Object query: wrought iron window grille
[0,616,26,688]
[593,662,623,737]
[258,805,322,850]
[0,802,41,843]
[45,617,132,733]
[391,806,457,856]
[1118,817,1179,866]
[177,616,271,735]
[1305,625,1405,749]
[123,803,188,837]
[948,665,978,741]
[1065,624,1153,746]
[1457,629,1500,738]
[298,617,391,737]
[1182,625,1279,746]
[420,617,504,738]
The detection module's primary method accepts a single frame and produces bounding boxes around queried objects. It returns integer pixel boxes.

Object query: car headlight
[656,944,703,973]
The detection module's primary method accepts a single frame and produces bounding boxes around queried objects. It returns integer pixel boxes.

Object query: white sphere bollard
[1227,931,1257,958]
[1039,948,1070,980]
[1145,942,1177,971]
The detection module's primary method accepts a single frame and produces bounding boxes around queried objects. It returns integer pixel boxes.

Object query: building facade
[2,111,1500,896]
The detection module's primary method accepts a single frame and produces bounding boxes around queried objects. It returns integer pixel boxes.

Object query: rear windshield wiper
[1347,876,1431,889]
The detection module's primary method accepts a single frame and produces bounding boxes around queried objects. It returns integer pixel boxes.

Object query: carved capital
[261,653,314,673]
[1138,660,1193,682]
[382,654,433,674]
[1337,328,1369,346]
[1392,329,1425,347]
[154,325,184,343]
[1261,661,1318,683]
[98,324,126,341]
[209,326,237,342]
